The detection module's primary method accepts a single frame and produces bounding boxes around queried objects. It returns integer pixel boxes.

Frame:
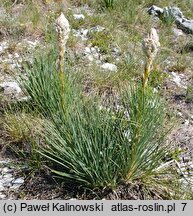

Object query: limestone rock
[101,63,117,72]
[148,5,193,34]
[73,14,85,20]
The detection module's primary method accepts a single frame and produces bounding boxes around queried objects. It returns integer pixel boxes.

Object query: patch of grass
[2,110,43,169]
[89,30,112,53]
[4,112,32,143]
[186,85,193,103]
[100,0,115,10]
[149,69,168,88]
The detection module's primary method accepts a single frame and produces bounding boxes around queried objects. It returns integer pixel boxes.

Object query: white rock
[2,167,10,173]
[171,72,186,89]
[0,82,21,95]
[173,28,184,37]
[93,53,99,59]
[14,53,20,58]
[89,25,105,33]
[91,47,97,54]
[12,178,24,185]
[87,55,94,62]
[96,60,102,64]
[23,39,39,48]
[184,119,189,126]
[3,174,13,179]
[0,193,6,199]
[101,63,117,72]
[84,47,91,54]
[2,181,12,187]
[81,29,89,37]
[18,96,30,102]
[0,160,9,165]
[177,112,183,117]
[112,47,120,56]
[0,185,4,191]
[8,54,13,59]
[72,29,88,40]
[73,14,85,20]
[153,88,158,93]
[0,41,8,53]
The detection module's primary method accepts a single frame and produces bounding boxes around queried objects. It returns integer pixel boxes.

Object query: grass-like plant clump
[100,0,115,9]
[20,50,170,193]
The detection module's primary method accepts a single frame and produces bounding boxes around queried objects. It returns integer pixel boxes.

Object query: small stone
[184,119,189,126]
[2,167,10,173]
[112,48,120,56]
[23,39,39,48]
[91,47,97,54]
[73,14,85,20]
[72,29,88,40]
[0,194,6,199]
[81,29,89,37]
[183,157,190,163]
[0,41,8,53]
[12,178,24,185]
[177,112,183,117]
[87,55,94,62]
[8,54,13,59]
[18,96,30,102]
[89,25,105,34]
[0,160,9,165]
[84,47,91,54]
[101,63,117,72]
[2,181,12,187]
[171,72,184,88]
[93,53,99,59]
[0,7,7,19]
[0,81,21,95]
[153,88,158,93]
[96,60,102,64]
[0,185,4,191]
[173,28,184,37]
[3,173,13,179]
[14,53,20,58]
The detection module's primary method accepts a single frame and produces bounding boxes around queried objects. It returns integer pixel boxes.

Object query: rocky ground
[0,1,193,199]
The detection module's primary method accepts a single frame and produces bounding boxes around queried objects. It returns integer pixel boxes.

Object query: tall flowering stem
[55,13,70,89]
[142,28,160,90]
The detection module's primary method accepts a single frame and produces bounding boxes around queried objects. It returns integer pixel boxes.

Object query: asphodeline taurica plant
[55,12,70,88]
[142,28,160,89]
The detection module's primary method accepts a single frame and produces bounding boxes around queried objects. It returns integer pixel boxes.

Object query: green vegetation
[18,49,175,197]
[0,0,192,199]
[100,0,115,9]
